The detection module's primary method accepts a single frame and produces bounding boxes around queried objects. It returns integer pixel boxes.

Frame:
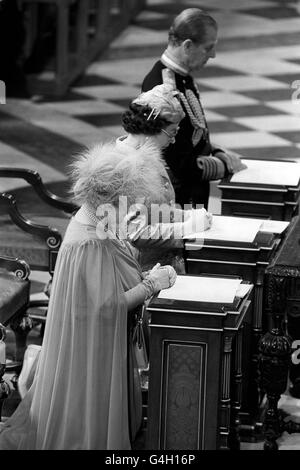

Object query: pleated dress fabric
[0,218,143,449]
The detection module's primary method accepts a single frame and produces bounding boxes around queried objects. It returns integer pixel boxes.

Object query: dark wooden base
[289,380,300,399]
[0,364,10,421]
[239,413,264,442]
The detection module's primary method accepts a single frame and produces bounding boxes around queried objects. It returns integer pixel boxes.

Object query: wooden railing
[20,0,146,96]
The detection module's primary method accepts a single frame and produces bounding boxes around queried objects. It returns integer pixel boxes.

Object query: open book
[230,159,300,187]
[184,215,289,244]
[158,275,252,304]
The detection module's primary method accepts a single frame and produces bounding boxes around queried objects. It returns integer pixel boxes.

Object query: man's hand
[214,150,247,174]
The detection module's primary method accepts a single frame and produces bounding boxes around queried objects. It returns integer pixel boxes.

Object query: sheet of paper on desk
[230,160,300,186]
[236,283,253,298]
[184,215,263,243]
[158,275,242,304]
[259,220,290,234]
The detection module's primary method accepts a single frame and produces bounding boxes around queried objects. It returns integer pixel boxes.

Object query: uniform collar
[161,50,189,77]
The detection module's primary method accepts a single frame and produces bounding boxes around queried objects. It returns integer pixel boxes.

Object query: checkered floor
[1,0,300,191]
[1,0,299,207]
[1,0,300,449]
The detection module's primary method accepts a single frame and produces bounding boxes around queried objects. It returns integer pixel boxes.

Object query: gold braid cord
[162,68,208,146]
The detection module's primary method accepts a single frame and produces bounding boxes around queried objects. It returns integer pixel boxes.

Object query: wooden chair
[0,255,31,419]
[0,168,78,335]
[0,168,78,274]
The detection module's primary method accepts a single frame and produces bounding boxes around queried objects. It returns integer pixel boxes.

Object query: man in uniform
[142,8,246,208]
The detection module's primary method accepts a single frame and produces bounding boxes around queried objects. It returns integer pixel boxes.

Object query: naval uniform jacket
[142,60,221,209]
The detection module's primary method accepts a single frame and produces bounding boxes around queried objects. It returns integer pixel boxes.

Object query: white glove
[143,263,177,297]
[165,265,177,287]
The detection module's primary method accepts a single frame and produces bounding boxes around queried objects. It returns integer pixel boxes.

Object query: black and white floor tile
[1,0,300,448]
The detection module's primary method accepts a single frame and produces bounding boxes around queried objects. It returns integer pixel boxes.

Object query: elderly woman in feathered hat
[0,85,212,451]
[0,137,179,450]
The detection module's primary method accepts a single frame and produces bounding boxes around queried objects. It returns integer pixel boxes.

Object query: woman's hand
[201,210,213,231]
[165,265,177,287]
[146,264,177,292]
[184,208,213,232]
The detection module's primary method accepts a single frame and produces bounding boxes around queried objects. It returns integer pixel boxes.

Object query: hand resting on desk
[214,150,247,174]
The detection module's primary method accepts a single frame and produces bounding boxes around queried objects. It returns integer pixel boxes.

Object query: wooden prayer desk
[184,216,288,433]
[146,275,253,450]
[218,159,300,221]
[259,215,300,450]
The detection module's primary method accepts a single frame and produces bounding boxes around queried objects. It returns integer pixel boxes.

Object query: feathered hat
[132,83,185,123]
[70,140,168,210]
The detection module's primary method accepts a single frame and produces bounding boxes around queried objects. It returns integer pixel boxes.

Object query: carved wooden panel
[287,278,300,298]
[287,300,300,318]
[161,342,207,450]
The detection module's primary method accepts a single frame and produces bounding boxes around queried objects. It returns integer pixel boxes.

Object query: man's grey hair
[168,8,217,47]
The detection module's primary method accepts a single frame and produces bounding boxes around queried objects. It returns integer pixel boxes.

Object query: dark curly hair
[122,103,170,135]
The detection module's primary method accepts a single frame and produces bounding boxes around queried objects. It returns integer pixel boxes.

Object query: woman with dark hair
[117,83,213,272]
[121,83,186,154]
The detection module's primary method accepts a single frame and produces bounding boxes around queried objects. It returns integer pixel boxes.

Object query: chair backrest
[0,192,62,273]
[0,168,78,214]
[0,254,30,280]
[0,254,30,326]
[0,168,79,273]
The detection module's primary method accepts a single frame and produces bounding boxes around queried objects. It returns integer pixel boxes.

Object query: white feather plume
[69,140,168,209]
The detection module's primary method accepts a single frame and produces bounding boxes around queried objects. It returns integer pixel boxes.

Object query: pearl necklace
[81,204,126,247]
[82,203,99,226]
